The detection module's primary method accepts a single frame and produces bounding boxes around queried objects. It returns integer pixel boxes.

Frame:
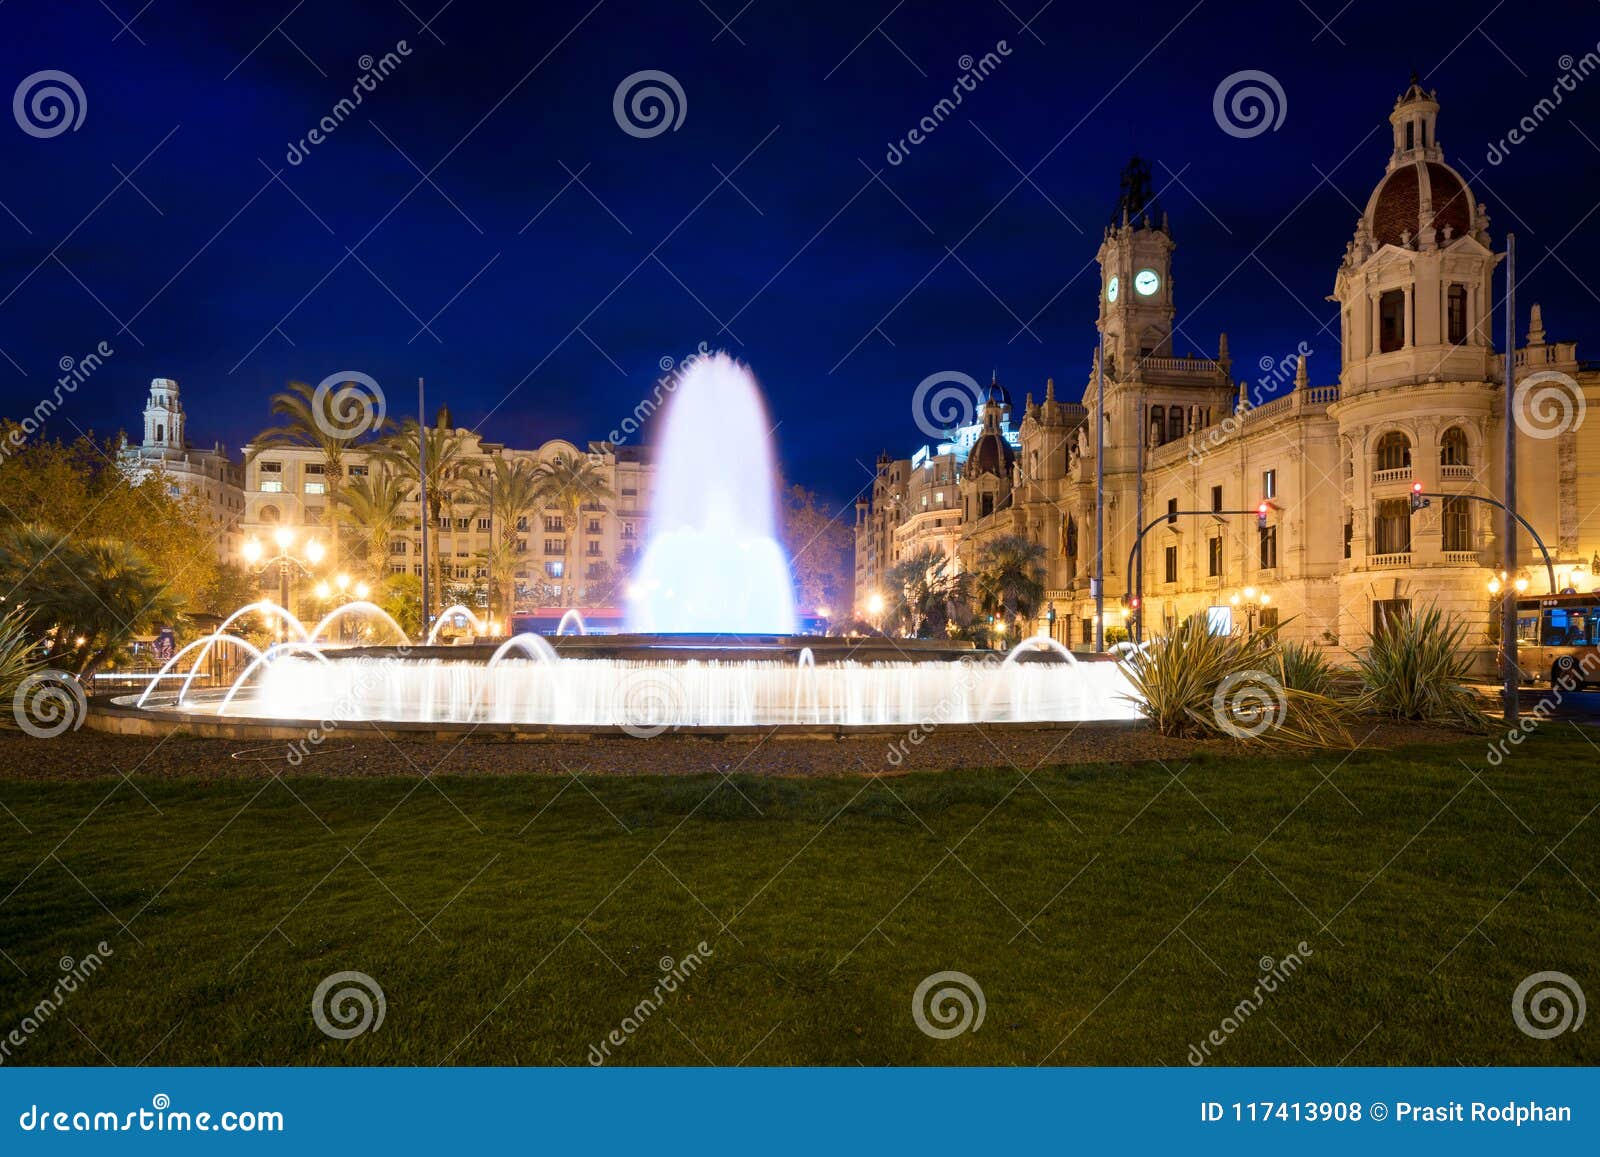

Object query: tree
[373,418,472,621]
[972,534,1048,639]
[534,449,614,605]
[883,547,971,639]
[338,467,413,578]
[779,483,853,616]
[0,525,185,675]
[465,456,543,623]
[249,379,386,572]
[377,572,423,640]
[0,427,218,610]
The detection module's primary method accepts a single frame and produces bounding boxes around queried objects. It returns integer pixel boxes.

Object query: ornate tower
[1333,79,1498,393]
[1096,157,1177,377]
[142,377,185,449]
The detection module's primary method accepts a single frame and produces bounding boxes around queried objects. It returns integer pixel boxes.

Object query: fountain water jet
[426,605,488,644]
[556,610,587,636]
[626,353,796,634]
[308,601,410,646]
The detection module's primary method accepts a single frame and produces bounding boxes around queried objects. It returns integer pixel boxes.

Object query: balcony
[1372,466,1412,485]
[1440,464,1473,481]
[1369,552,1411,568]
[1443,550,1480,565]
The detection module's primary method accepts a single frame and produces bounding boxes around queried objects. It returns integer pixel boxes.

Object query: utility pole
[419,377,429,638]
[1134,387,1145,644]
[1094,329,1106,653]
[1502,234,1518,723]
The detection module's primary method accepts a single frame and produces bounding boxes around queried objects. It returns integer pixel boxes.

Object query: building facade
[856,81,1600,669]
[119,379,654,618]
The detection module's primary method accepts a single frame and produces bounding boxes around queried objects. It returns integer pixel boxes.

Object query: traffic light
[1256,502,1269,529]
[1410,482,1431,512]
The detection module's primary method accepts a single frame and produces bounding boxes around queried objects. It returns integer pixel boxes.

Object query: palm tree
[534,449,615,605]
[464,456,544,623]
[972,534,1048,640]
[0,525,185,675]
[338,468,413,578]
[249,379,386,570]
[373,418,472,621]
[884,547,971,639]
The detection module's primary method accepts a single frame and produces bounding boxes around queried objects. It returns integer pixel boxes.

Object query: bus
[1516,592,1600,688]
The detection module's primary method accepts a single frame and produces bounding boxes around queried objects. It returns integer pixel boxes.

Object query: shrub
[1355,605,1493,732]
[1122,615,1352,747]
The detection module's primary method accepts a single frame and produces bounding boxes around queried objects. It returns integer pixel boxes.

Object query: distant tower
[143,378,185,449]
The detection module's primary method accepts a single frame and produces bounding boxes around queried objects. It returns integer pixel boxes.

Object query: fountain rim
[90,691,1143,743]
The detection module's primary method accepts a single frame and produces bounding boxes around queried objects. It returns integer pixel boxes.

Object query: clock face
[1135,268,1161,296]
[1106,276,1119,303]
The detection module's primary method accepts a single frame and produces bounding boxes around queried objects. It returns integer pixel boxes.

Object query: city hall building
[856,81,1600,667]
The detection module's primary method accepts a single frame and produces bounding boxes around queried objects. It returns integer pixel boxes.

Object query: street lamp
[1230,587,1269,636]
[242,529,324,638]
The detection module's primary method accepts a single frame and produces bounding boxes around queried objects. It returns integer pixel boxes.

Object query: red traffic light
[1411,481,1423,494]
[1256,502,1269,516]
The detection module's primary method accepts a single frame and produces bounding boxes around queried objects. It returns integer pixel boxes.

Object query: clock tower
[1096,157,1176,377]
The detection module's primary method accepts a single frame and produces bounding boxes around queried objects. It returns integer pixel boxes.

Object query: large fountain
[108,355,1140,738]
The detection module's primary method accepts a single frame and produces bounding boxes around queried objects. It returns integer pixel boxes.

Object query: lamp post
[1045,600,1056,643]
[1228,586,1270,637]
[242,528,324,640]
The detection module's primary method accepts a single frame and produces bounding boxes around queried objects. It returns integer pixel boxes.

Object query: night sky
[3,0,1598,510]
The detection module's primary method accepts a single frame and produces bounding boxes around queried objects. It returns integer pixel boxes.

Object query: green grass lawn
[0,728,1595,1066]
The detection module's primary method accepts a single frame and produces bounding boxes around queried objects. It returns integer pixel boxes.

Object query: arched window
[155,424,164,443]
[1440,427,1469,466]
[1168,405,1184,440]
[260,505,280,524]
[1376,431,1412,471]
[1150,405,1166,446]
[1064,516,1078,557]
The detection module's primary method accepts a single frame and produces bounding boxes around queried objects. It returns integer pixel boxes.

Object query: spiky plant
[1355,605,1493,732]
[0,605,44,723]
[1122,615,1352,747]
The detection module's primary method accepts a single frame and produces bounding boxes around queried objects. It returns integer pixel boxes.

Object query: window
[1373,598,1411,635]
[1168,405,1184,440]
[1542,607,1598,647]
[1065,517,1078,556]
[622,522,635,539]
[1262,469,1276,500]
[1373,499,1411,554]
[1166,498,1178,526]
[545,516,563,532]
[1260,607,1279,630]
[586,541,602,556]
[259,461,283,493]
[1405,121,1414,150]
[545,561,564,579]
[1164,545,1178,584]
[1447,283,1467,344]
[305,481,326,494]
[1208,536,1223,577]
[1379,289,1405,352]
[1442,496,1470,552]
[390,540,407,554]
[476,518,491,531]
[455,517,469,530]
[412,563,423,576]
[348,464,368,477]
[260,505,280,524]
[1081,617,1093,643]
[980,494,994,517]
[1210,485,1223,513]
[1376,431,1412,471]
[587,519,602,534]
[1343,519,1352,560]
[1440,427,1468,466]
[305,463,324,475]
[544,539,564,555]
[621,487,637,497]
[438,515,451,529]
[1258,525,1278,569]
[1150,405,1166,446]
[516,516,528,531]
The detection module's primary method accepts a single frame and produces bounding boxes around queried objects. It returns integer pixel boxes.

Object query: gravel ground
[0,721,1459,780]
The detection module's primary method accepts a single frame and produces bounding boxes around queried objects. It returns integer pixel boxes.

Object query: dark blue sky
[2,0,1598,508]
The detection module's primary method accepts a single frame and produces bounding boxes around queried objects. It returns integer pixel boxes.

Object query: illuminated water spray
[626,353,797,634]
